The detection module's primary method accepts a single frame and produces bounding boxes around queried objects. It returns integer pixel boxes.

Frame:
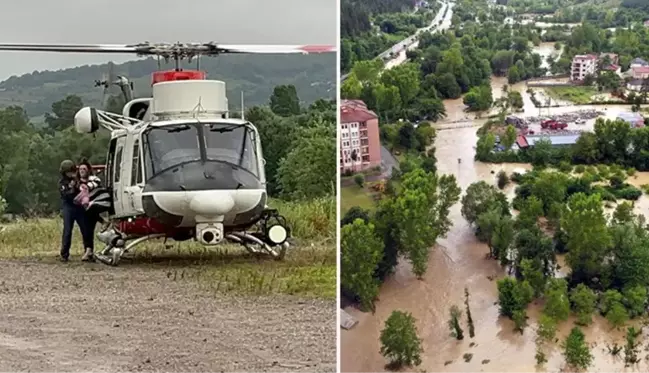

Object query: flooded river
[341,46,649,373]
[341,124,649,372]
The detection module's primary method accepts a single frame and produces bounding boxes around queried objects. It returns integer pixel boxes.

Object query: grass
[546,86,599,104]
[341,185,376,214]
[0,197,336,299]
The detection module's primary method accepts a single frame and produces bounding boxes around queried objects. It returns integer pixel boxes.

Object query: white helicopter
[0,41,335,265]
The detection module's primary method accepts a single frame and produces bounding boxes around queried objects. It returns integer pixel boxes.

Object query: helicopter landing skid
[225,232,289,260]
[94,233,165,266]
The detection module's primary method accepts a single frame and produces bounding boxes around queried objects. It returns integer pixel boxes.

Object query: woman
[59,159,86,262]
[76,158,102,262]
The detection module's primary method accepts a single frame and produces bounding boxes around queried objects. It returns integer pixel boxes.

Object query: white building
[571,54,597,81]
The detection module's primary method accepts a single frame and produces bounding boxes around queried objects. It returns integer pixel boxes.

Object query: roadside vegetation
[0,88,337,298]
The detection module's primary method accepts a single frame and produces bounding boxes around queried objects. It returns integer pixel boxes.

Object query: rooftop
[573,54,597,61]
[602,64,620,71]
[631,57,649,66]
[523,133,581,147]
[632,66,649,74]
[340,99,378,124]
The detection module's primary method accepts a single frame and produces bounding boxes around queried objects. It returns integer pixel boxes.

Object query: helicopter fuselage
[106,117,268,245]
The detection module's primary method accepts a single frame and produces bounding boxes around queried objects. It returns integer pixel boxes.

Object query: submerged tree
[465,287,475,338]
[562,327,593,370]
[448,305,464,340]
[380,311,423,368]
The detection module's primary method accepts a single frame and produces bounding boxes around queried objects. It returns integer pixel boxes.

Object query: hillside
[0,53,336,118]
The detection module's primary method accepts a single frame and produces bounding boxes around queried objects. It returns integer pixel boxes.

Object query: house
[644,20,649,28]
[631,66,649,80]
[340,100,382,173]
[516,133,581,149]
[571,54,597,81]
[617,112,645,128]
[601,64,621,74]
[630,58,649,68]
[627,79,644,92]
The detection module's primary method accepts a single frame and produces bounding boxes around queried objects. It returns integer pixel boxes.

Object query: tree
[501,125,517,150]
[465,288,475,338]
[562,327,593,370]
[448,305,464,340]
[277,123,336,200]
[543,278,570,322]
[44,95,84,132]
[380,311,423,368]
[497,278,533,318]
[269,85,300,116]
[561,193,611,285]
[622,285,647,318]
[461,181,509,226]
[463,85,493,111]
[341,219,383,311]
[569,284,597,326]
[389,169,461,278]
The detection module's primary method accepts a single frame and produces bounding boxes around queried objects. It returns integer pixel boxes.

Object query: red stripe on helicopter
[298,45,335,53]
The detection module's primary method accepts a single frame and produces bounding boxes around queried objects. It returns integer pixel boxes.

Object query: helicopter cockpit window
[144,124,201,176]
[204,122,259,176]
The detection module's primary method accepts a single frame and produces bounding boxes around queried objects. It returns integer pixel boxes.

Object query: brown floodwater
[341,125,649,372]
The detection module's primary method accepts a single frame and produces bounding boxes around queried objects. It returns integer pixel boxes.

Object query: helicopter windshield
[204,122,259,176]
[144,124,201,176]
[142,122,259,178]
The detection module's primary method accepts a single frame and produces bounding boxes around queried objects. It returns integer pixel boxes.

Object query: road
[341,0,455,82]
[0,261,336,372]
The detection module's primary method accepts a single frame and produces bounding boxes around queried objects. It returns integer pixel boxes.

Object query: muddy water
[341,126,649,372]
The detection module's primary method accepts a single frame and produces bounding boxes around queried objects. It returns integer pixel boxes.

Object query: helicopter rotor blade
[0,42,336,57]
[211,44,336,54]
[0,43,139,54]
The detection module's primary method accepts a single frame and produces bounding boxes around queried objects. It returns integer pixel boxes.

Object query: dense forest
[0,86,336,216]
[0,53,335,120]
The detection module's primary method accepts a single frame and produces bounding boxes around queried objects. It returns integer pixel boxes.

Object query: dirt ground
[0,260,336,372]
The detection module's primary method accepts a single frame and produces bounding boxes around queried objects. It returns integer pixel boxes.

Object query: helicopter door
[123,138,144,214]
[111,136,128,217]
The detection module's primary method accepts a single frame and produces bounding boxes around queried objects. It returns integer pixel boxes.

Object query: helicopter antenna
[192,98,206,118]
[241,91,245,120]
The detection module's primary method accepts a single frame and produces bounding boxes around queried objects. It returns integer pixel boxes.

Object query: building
[631,66,649,80]
[617,112,645,128]
[644,20,649,28]
[340,100,381,173]
[630,58,649,68]
[571,54,597,81]
[516,133,581,149]
[627,79,644,92]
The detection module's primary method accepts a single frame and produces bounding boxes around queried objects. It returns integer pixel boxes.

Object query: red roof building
[340,100,382,173]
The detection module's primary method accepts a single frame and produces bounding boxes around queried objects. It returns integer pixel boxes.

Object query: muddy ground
[0,260,336,372]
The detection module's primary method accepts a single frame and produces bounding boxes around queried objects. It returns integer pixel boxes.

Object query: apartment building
[570,54,597,81]
[340,100,381,173]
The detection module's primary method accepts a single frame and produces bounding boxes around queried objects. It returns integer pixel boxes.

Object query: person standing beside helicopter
[59,159,87,262]
[75,158,103,262]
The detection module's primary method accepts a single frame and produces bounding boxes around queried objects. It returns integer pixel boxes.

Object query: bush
[627,168,636,177]
[354,174,365,187]
[574,165,585,173]
[558,161,573,173]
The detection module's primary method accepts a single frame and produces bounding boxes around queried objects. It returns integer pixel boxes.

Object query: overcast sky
[0,0,337,80]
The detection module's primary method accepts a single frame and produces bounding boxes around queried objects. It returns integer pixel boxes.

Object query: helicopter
[0,41,335,266]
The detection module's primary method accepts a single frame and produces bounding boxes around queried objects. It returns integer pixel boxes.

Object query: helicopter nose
[188,192,235,217]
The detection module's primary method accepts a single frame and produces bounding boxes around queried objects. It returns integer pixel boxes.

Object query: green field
[546,86,600,104]
[341,185,376,214]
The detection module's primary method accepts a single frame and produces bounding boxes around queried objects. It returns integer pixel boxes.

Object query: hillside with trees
[0,54,336,120]
[0,86,335,216]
